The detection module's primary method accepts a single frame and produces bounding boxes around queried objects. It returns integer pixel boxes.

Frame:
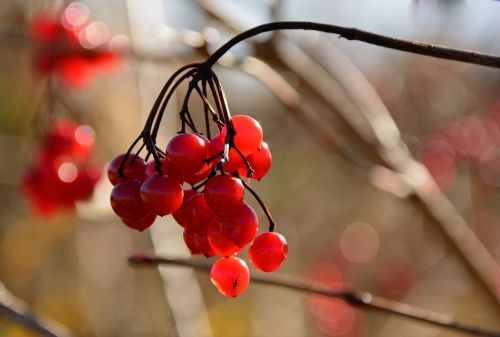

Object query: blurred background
[1,0,500,336]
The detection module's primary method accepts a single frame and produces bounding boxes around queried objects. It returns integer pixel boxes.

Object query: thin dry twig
[129,253,500,337]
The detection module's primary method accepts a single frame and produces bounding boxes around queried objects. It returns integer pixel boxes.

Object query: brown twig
[129,253,500,337]
[205,21,500,69]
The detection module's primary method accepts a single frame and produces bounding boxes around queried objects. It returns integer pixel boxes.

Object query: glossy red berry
[238,142,272,180]
[204,175,244,216]
[207,133,244,174]
[207,203,258,256]
[166,133,207,178]
[140,176,183,216]
[210,256,250,297]
[184,193,219,233]
[110,181,148,221]
[183,229,216,257]
[172,189,198,227]
[249,232,288,272]
[221,115,263,155]
[122,212,156,231]
[107,154,147,185]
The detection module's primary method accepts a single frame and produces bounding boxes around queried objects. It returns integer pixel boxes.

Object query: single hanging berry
[204,175,244,216]
[238,142,272,180]
[107,154,147,185]
[221,115,263,155]
[140,175,184,216]
[110,180,148,221]
[248,232,288,272]
[166,133,207,179]
[210,256,250,297]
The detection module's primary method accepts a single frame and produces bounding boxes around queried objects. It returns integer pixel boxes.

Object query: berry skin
[221,115,263,155]
[210,256,250,297]
[238,142,272,180]
[140,176,184,216]
[204,175,244,216]
[207,203,258,256]
[172,189,198,227]
[110,181,148,221]
[184,193,219,233]
[166,133,207,179]
[122,212,156,231]
[183,229,216,257]
[107,154,147,185]
[249,232,288,272]
[207,134,244,174]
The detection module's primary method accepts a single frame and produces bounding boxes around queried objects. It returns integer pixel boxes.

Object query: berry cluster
[21,119,101,217]
[30,2,120,87]
[109,63,288,296]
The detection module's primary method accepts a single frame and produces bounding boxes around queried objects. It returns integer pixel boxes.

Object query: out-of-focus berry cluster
[21,119,101,217]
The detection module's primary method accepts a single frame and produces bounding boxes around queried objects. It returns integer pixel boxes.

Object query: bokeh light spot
[340,222,379,264]
[58,162,78,183]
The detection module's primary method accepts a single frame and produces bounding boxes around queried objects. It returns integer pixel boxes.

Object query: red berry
[166,133,207,179]
[207,134,244,174]
[183,229,216,257]
[221,115,263,155]
[184,193,219,233]
[207,203,258,256]
[248,232,288,272]
[238,142,272,180]
[140,176,183,216]
[210,256,250,297]
[172,189,198,227]
[107,154,147,185]
[122,212,156,231]
[204,175,244,216]
[110,181,148,221]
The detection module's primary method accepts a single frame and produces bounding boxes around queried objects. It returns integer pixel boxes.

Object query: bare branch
[129,254,500,337]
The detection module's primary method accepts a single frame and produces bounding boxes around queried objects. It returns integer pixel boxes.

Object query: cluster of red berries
[30,2,120,87]
[108,114,287,296]
[21,119,101,217]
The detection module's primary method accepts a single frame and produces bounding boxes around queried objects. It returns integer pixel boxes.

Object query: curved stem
[129,254,500,337]
[205,21,500,68]
[151,68,199,140]
[144,63,199,133]
[240,178,276,231]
